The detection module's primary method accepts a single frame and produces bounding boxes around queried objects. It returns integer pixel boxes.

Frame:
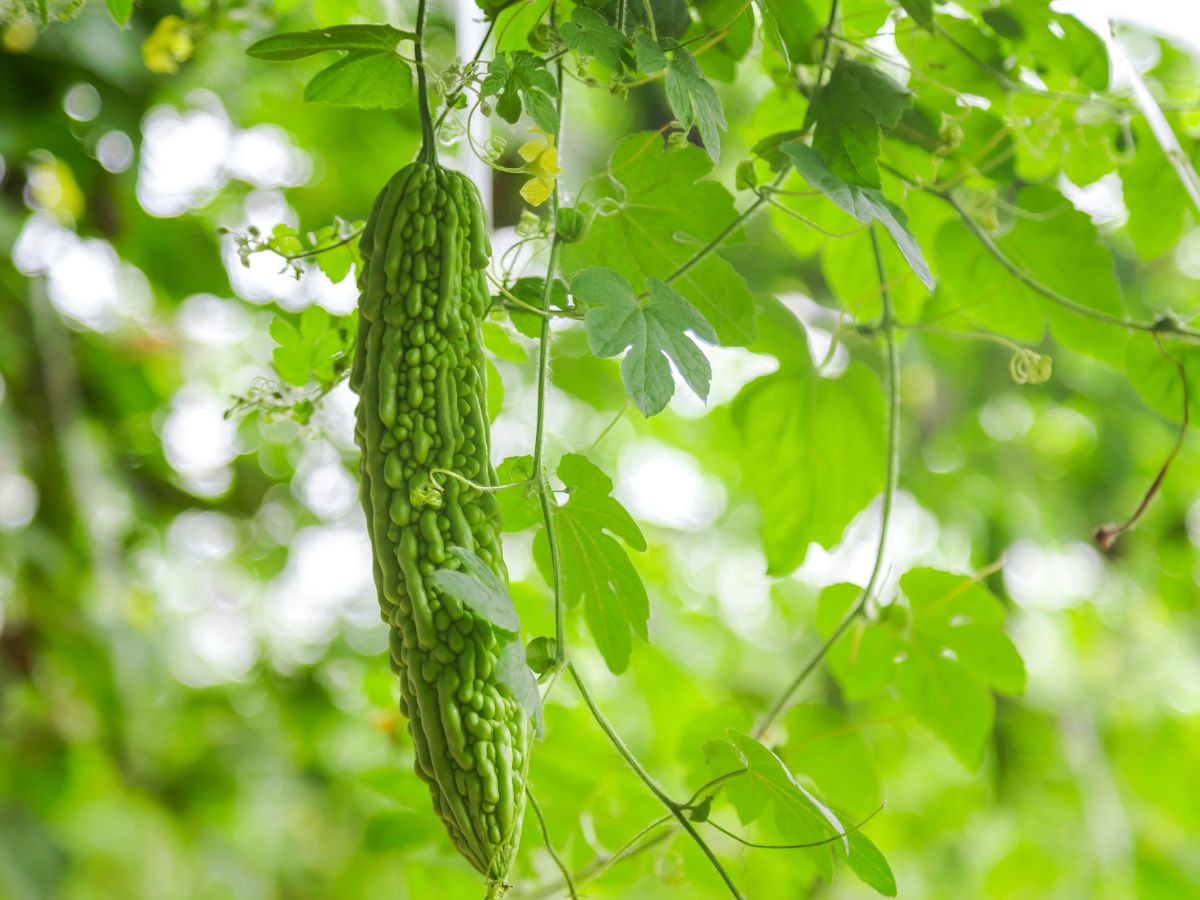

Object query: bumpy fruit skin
[350,161,530,888]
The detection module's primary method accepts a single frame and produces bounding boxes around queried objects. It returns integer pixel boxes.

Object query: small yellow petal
[518,139,545,163]
[521,176,553,207]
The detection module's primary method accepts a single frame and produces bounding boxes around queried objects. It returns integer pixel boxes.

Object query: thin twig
[1094,336,1191,550]
[567,664,746,899]
[534,2,568,670]
[526,787,578,900]
[753,226,901,740]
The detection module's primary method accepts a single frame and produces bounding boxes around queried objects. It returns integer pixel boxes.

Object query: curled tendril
[1009,348,1052,384]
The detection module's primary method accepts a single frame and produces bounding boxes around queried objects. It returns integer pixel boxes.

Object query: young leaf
[780,142,933,290]
[105,0,132,27]
[269,318,310,387]
[665,48,727,163]
[811,58,911,189]
[495,455,541,531]
[304,52,414,110]
[634,33,668,73]
[247,25,414,61]
[265,308,353,389]
[496,640,544,738]
[754,0,792,68]
[428,546,521,638]
[732,317,885,575]
[532,454,648,674]
[559,133,757,346]
[818,568,1026,770]
[706,731,846,879]
[429,547,544,735]
[846,829,897,896]
[899,0,934,31]
[572,267,717,416]
[479,51,560,133]
[559,8,633,73]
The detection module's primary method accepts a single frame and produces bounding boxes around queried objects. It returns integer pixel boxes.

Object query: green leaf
[104,0,132,27]
[822,568,1025,769]
[899,0,933,31]
[760,0,822,64]
[247,25,414,61]
[495,455,541,531]
[706,731,845,879]
[560,8,633,73]
[928,186,1128,364]
[896,646,995,769]
[304,51,414,110]
[560,133,757,347]
[732,334,885,575]
[269,318,309,387]
[811,58,911,188]
[781,142,933,290]
[496,639,544,738]
[524,636,558,676]
[665,47,727,163]
[573,267,717,416]
[428,546,521,637]
[1125,337,1200,427]
[754,0,792,67]
[634,33,668,73]
[816,583,903,701]
[479,51,560,133]
[533,454,648,673]
[784,704,882,814]
[500,277,570,339]
[846,829,897,896]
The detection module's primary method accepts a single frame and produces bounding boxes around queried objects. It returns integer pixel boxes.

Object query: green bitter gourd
[350,160,530,892]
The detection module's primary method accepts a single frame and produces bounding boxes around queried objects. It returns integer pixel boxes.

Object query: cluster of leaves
[222,218,363,283]
[228,306,356,426]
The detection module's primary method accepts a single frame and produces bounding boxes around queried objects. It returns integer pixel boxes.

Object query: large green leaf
[818,568,1025,769]
[247,25,414,60]
[573,267,718,416]
[303,51,414,109]
[732,332,885,576]
[560,133,757,346]
[533,454,648,673]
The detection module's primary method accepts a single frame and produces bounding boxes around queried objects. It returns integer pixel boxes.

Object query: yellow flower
[142,16,193,75]
[518,129,561,207]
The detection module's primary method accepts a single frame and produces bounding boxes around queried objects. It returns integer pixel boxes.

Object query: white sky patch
[1059,172,1126,227]
[979,392,1036,442]
[167,510,238,561]
[797,491,942,598]
[63,83,100,122]
[95,131,135,174]
[177,293,253,345]
[293,444,358,521]
[161,387,239,496]
[138,90,309,218]
[1062,0,1200,54]
[615,440,725,529]
[715,548,774,637]
[262,524,376,666]
[669,344,779,417]
[0,472,38,530]
[12,214,153,332]
[1003,539,1106,610]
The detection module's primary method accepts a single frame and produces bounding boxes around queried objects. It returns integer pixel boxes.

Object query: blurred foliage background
[3,0,1200,898]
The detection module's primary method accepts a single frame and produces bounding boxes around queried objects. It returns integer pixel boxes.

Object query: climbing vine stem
[753,225,901,740]
[566,663,747,900]
[414,0,437,164]
[533,1,567,670]
[526,786,578,900]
